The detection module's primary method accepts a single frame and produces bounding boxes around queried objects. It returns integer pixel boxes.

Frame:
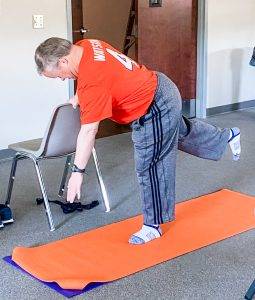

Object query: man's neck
[68,45,84,78]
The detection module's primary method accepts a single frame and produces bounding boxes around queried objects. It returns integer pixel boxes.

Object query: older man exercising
[34,37,241,244]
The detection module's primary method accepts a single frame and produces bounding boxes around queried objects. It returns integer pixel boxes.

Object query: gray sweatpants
[131,72,229,225]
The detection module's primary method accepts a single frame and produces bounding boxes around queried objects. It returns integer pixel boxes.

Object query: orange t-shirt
[76,39,157,124]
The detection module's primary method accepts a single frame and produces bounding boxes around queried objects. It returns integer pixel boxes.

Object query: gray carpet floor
[1,108,255,300]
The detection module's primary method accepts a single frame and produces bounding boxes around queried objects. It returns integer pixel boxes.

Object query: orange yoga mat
[12,189,255,290]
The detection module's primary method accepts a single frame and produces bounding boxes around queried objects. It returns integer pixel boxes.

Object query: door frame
[196,0,208,118]
[65,0,208,118]
[66,0,75,98]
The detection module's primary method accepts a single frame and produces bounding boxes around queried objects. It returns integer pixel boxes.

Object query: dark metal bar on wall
[182,99,196,119]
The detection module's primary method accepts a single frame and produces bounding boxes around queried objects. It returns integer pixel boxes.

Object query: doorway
[67,0,202,137]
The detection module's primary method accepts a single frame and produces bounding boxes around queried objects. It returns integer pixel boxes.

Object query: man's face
[42,58,76,81]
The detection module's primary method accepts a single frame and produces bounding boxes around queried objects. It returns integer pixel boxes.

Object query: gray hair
[35,37,72,74]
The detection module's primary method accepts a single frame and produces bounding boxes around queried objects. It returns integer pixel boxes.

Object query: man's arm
[67,121,99,203]
[69,93,79,108]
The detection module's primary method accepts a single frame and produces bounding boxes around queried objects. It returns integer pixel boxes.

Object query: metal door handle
[73,27,89,35]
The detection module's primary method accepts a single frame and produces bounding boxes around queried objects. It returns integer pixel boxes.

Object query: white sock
[129,224,162,245]
[228,127,241,161]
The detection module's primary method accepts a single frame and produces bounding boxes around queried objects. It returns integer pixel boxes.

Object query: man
[35,37,241,245]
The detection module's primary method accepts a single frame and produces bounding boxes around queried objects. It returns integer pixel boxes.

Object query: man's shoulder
[75,38,108,46]
[75,39,90,46]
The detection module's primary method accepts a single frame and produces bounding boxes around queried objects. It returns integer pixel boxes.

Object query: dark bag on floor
[36,198,99,214]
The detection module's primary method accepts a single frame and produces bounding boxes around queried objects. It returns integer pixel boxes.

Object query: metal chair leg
[5,154,23,206]
[92,147,110,212]
[32,158,55,231]
[58,155,72,197]
[245,279,255,300]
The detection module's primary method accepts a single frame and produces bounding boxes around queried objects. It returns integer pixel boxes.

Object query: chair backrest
[40,103,81,158]
[250,46,255,66]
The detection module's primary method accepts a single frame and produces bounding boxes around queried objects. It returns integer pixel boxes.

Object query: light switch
[33,15,44,29]
[149,0,162,7]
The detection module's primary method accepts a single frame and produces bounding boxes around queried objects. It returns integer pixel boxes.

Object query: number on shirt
[106,48,138,71]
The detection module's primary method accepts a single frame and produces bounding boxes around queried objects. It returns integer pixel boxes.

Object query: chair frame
[4,104,111,231]
[245,278,255,299]
[4,147,110,232]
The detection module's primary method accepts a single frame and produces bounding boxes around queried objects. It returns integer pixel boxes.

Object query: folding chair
[4,103,110,231]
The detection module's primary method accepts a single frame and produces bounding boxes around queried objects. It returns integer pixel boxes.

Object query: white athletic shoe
[129,224,162,245]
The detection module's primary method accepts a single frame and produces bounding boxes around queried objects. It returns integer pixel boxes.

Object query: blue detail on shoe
[129,235,145,244]
[0,204,14,224]
[228,127,240,142]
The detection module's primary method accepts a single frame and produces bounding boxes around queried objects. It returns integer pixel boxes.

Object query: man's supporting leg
[130,114,180,244]
[129,72,241,245]
[130,74,182,244]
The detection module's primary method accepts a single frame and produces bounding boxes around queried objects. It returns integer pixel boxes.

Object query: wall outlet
[33,15,44,29]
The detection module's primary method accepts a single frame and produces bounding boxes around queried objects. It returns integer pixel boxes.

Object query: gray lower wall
[207,99,255,116]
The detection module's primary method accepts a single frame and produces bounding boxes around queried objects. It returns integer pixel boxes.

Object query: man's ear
[58,57,69,66]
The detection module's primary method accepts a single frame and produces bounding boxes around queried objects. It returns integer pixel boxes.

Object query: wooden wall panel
[138,0,198,100]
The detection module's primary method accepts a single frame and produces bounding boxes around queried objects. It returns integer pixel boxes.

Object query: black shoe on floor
[0,204,14,225]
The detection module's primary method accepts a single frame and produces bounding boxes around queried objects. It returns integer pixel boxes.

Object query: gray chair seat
[9,138,42,157]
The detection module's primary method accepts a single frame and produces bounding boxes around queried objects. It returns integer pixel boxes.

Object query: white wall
[0,0,69,149]
[207,0,255,108]
[1,1,255,146]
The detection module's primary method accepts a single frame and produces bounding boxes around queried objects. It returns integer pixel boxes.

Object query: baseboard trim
[207,99,255,116]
